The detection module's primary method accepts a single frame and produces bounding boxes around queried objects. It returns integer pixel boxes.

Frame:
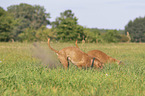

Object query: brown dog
[75,40,122,64]
[48,38,104,69]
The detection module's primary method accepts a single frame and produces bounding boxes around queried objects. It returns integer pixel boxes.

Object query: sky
[0,0,145,29]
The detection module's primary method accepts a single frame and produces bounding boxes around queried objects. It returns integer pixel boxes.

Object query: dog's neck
[91,58,95,68]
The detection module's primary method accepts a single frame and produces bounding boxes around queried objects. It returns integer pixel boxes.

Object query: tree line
[0,3,144,42]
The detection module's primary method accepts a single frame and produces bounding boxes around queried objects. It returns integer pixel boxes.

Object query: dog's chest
[68,57,77,65]
[68,56,85,66]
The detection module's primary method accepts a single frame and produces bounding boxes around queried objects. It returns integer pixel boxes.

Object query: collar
[91,58,96,68]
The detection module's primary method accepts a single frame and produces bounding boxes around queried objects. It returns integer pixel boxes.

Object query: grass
[0,42,145,96]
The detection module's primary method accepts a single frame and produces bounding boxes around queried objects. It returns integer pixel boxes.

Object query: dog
[75,40,122,64]
[47,38,104,69]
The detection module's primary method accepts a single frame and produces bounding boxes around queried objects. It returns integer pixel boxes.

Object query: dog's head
[118,61,125,65]
[110,58,125,65]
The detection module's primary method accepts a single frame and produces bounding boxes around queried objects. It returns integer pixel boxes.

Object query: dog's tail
[75,40,79,48]
[48,38,59,54]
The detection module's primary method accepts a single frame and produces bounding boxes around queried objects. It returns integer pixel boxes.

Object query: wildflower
[106,74,108,76]
[0,61,2,63]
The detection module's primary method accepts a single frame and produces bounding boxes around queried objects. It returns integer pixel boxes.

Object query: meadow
[0,42,145,96]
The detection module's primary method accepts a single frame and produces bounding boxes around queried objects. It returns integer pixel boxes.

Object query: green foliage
[84,28,128,43]
[52,10,85,42]
[84,28,102,43]
[35,26,53,41]
[18,26,53,42]
[102,30,121,43]
[1,4,144,43]
[7,3,50,40]
[118,34,129,42]
[0,7,5,16]
[0,42,144,95]
[0,7,16,41]
[125,17,145,42]
[99,29,125,34]
[18,27,37,42]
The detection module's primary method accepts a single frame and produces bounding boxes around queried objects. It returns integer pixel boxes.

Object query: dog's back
[87,50,112,64]
[75,40,120,64]
[59,46,90,64]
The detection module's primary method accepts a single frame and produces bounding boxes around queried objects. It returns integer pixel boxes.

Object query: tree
[83,28,101,43]
[7,3,50,40]
[52,10,85,42]
[102,30,120,43]
[18,26,54,42]
[35,26,54,41]
[18,27,37,42]
[0,7,16,41]
[125,17,145,42]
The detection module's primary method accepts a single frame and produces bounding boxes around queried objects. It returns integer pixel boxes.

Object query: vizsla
[48,38,104,69]
[75,40,122,64]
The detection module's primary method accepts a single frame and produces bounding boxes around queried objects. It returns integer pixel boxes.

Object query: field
[0,42,145,96]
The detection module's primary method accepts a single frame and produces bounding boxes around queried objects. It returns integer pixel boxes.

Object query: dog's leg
[67,57,69,68]
[58,56,69,69]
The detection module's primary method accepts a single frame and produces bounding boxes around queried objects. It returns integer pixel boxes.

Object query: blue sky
[1,0,145,29]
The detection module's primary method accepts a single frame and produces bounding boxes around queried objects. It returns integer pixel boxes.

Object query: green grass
[0,42,145,96]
